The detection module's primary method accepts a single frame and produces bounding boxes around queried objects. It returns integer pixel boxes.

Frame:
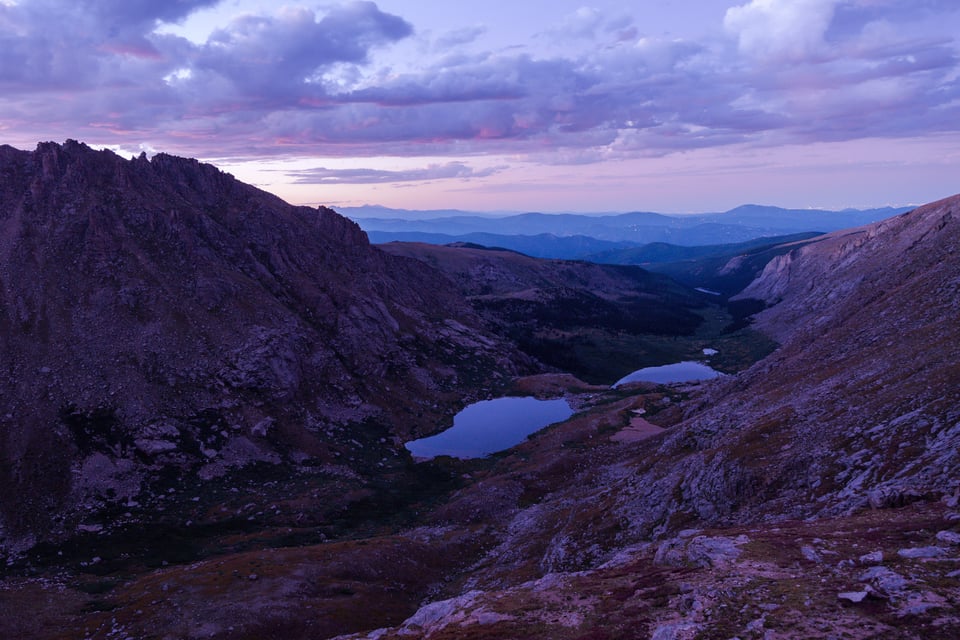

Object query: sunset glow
[2,0,958,211]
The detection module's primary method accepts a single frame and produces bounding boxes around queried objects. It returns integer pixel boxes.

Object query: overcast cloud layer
[1,0,958,209]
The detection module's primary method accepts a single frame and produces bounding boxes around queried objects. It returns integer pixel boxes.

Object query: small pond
[405,396,573,460]
[613,361,723,387]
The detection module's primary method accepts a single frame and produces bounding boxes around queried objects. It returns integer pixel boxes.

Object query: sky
[1,0,959,213]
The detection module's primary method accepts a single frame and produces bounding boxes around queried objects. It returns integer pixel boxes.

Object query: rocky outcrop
[0,140,526,553]
[332,504,960,640]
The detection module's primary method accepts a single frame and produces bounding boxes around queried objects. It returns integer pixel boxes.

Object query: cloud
[542,7,637,43]
[185,3,412,103]
[0,0,958,172]
[0,1,411,96]
[725,0,839,62]
[286,162,503,184]
[434,25,487,50]
[0,1,417,151]
[0,0,219,89]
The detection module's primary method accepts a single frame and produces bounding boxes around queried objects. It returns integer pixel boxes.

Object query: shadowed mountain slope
[377,241,727,382]
[0,141,526,553]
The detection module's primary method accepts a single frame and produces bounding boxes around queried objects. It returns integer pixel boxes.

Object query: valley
[378,241,776,383]
[0,143,958,640]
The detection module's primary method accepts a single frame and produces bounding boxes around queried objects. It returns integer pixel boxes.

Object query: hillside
[377,241,762,383]
[0,141,527,556]
[329,195,960,638]
[367,230,639,260]
[586,232,823,296]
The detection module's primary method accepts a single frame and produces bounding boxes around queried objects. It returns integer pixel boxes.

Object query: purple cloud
[433,26,487,50]
[286,162,503,184]
[0,0,957,170]
[0,0,217,89]
[190,3,411,102]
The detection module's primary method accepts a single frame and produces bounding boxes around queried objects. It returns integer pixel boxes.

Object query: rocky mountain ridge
[0,140,526,554]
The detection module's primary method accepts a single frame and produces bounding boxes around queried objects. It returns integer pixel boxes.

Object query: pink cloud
[0,0,956,183]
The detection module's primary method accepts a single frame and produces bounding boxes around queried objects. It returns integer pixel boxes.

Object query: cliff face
[0,141,524,552]
[735,197,959,343]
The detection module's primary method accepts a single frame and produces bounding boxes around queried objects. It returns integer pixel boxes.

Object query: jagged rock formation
[0,141,525,553]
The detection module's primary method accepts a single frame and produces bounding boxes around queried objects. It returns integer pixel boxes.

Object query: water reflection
[613,361,723,387]
[405,396,573,460]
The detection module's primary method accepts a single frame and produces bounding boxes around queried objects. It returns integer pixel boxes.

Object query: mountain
[378,242,734,383]
[369,230,640,259]
[588,232,825,296]
[350,205,911,247]
[715,203,910,232]
[337,204,502,220]
[327,195,960,638]
[0,141,526,554]
[2,144,957,639]
[615,194,960,529]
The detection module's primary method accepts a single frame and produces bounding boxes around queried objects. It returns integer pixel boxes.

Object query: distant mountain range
[344,204,912,256]
[366,230,636,260]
